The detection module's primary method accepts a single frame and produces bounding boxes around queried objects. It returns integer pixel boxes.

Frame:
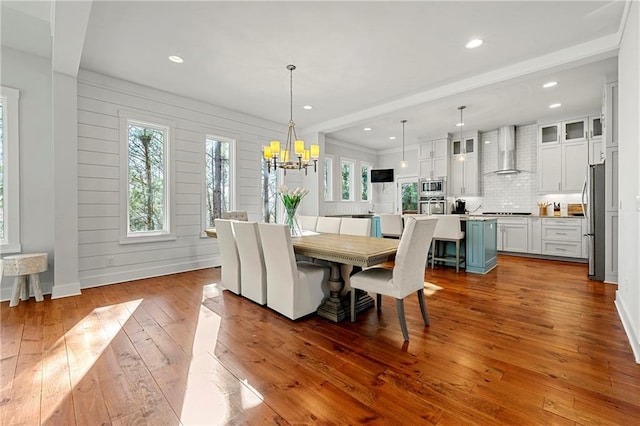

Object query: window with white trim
[0,86,21,253]
[324,155,334,201]
[261,154,279,223]
[204,135,233,228]
[119,113,175,244]
[341,159,355,201]
[361,163,372,201]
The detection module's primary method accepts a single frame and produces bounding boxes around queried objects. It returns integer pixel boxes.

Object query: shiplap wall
[76,70,283,287]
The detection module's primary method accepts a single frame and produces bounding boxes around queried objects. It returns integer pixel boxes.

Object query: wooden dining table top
[204,228,399,268]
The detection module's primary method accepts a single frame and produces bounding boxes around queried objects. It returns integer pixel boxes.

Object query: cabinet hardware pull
[556,248,566,251]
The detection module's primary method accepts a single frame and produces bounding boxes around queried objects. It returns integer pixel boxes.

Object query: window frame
[324,155,334,202]
[360,162,372,202]
[201,133,236,234]
[340,158,355,202]
[119,112,176,244]
[0,86,21,253]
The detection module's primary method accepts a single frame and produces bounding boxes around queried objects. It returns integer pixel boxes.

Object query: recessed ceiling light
[485,140,491,144]
[389,136,397,140]
[363,127,372,131]
[303,105,313,110]
[466,39,483,49]
[456,122,465,127]
[549,103,562,109]
[543,81,558,88]
[168,55,184,64]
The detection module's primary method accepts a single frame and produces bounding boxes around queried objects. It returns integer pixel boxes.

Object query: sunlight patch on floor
[41,299,143,423]
[180,288,232,425]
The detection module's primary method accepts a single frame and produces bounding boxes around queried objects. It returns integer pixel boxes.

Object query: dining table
[204,228,400,322]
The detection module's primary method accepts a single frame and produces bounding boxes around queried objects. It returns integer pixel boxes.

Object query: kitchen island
[431,216,498,274]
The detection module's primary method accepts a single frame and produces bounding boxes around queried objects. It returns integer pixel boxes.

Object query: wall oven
[419,198,447,215]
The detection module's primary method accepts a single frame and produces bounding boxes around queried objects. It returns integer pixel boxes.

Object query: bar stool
[2,253,48,307]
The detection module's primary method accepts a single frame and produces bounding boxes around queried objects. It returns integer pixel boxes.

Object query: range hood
[495,125,521,174]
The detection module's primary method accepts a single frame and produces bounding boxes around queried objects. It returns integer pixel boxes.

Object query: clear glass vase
[284,206,302,237]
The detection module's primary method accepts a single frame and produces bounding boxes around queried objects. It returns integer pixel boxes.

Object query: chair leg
[455,240,460,273]
[376,293,382,312]
[350,289,356,322]
[417,289,430,326]
[395,298,409,341]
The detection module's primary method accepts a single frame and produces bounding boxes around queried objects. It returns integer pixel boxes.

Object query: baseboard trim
[615,292,640,364]
[79,258,217,289]
[51,281,82,299]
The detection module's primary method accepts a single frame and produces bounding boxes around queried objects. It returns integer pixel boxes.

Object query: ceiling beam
[52,0,93,77]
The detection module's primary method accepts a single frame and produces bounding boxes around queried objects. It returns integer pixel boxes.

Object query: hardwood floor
[1,255,638,425]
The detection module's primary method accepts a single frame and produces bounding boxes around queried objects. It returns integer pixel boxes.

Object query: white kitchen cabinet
[541,218,585,258]
[605,147,619,212]
[419,138,448,158]
[451,131,478,156]
[562,117,588,143]
[588,115,604,164]
[538,145,562,192]
[528,217,541,254]
[605,212,618,283]
[539,122,561,145]
[449,154,478,196]
[562,141,588,192]
[419,137,449,179]
[537,134,587,193]
[497,218,528,253]
[419,156,448,180]
[604,82,618,149]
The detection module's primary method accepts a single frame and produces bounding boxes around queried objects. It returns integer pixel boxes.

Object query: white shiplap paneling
[76,70,283,287]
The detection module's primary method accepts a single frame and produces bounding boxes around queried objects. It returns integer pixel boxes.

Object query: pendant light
[400,119,408,168]
[458,106,466,162]
[262,65,319,175]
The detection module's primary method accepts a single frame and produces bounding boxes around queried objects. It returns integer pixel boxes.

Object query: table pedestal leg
[317,263,375,322]
[317,263,348,322]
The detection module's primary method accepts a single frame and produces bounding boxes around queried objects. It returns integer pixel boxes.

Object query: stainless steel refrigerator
[582,163,605,280]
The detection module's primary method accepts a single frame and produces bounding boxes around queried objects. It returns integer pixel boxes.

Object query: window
[119,113,175,244]
[204,136,233,228]
[361,163,372,201]
[324,155,334,201]
[261,155,279,223]
[341,159,354,201]
[0,86,20,253]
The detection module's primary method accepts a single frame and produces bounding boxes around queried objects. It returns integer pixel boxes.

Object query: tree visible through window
[361,164,370,201]
[205,137,231,227]
[261,156,278,223]
[128,123,167,233]
[324,156,333,201]
[341,160,354,201]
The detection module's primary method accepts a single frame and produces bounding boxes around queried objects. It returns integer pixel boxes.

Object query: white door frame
[396,175,419,214]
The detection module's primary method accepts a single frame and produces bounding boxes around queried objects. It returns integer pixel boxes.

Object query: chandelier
[262,65,319,175]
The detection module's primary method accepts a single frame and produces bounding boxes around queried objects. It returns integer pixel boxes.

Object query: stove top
[482,212,532,216]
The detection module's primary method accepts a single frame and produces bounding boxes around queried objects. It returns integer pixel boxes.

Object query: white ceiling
[2,1,626,150]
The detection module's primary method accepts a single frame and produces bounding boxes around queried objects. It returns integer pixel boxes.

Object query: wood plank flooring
[1,255,638,425]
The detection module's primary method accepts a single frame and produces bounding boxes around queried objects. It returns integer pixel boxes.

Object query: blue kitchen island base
[465,218,498,274]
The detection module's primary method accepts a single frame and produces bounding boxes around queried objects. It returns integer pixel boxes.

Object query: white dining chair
[350,216,438,341]
[233,221,267,305]
[316,217,342,234]
[214,219,241,295]
[222,211,249,221]
[339,218,372,236]
[258,223,330,320]
[431,215,465,273]
[298,215,318,231]
[380,214,403,238]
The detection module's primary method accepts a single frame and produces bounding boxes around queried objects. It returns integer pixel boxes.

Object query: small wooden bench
[2,253,48,307]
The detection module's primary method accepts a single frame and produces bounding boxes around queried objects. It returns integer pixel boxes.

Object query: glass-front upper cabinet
[589,115,603,140]
[563,118,588,143]
[452,134,477,155]
[539,122,561,144]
